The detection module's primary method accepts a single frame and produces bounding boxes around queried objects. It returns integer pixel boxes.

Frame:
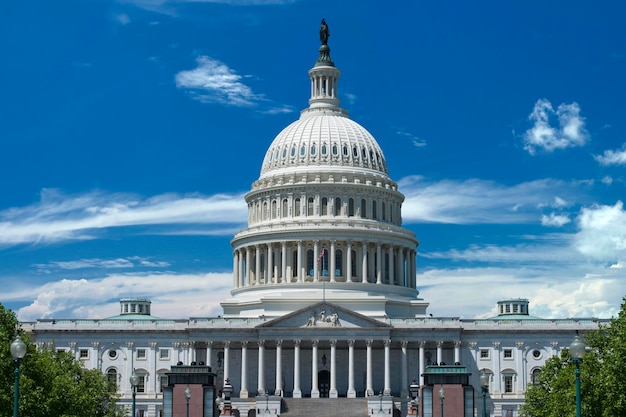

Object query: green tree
[521,297,626,417]
[0,303,124,417]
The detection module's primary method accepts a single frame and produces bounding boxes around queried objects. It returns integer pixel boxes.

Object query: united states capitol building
[26,22,603,417]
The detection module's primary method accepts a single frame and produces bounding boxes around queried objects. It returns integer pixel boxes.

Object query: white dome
[260,112,389,179]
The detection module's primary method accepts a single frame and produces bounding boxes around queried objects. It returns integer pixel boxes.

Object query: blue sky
[1,0,626,321]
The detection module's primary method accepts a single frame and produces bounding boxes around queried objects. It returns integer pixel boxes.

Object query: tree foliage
[0,303,124,417]
[521,297,626,417]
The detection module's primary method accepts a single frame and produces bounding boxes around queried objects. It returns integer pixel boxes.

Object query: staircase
[281,398,368,417]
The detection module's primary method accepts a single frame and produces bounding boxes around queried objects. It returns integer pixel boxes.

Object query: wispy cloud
[0,189,247,247]
[399,176,590,224]
[594,144,626,166]
[33,256,170,271]
[541,212,571,227]
[396,130,426,148]
[175,56,262,106]
[523,99,589,154]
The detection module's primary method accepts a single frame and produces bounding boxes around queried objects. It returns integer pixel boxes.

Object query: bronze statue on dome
[320,18,330,45]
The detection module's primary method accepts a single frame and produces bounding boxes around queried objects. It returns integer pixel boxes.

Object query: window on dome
[362,148,367,159]
[382,202,386,221]
[370,150,374,161]
[311,144,316,155]
[348,198,355,217]
[271,200,277,219]
[353,146,358,158]
[295,198,301,216]
[343,145,348,156]
[332,144,338,155]
[263,202,268,221]
[307,197,314,216]
[282,199,288,218]
[372,200,377,220]
[360,199,367,218]
[321,144,327,155]
[300,145,306,156]
[282,148,287,159]
[321,197,328,216]
[291,146,296,158]
[334,197,341,216]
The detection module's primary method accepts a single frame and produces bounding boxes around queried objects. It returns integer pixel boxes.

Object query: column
[347,340,356,398]
[293,340,302,398]
[281,241,287,283]
[313,240,320,282]
[346,241,353,282]
[329,340,338,398]
[436,341,443,365]
[330,240,336,282]
[258,340,266,395]
[361,243,368,283]
[388,246,395,285]
[492,342,502,393]
[267,243,273,284]
[224,341,230,386]
[454,341,461,364]
[311,340,319,398]
[384,340,391,395]
[399,248,405,287]
[297,241,303,283]
[366,340,373,396]
[401,341,408,398]
[240,342,249,398]
[233,251,239,288]
[376,243,383,284]
[246,248,252,287]
[255,245,261,285]
[275,340,283,395]
[419,341,425,386]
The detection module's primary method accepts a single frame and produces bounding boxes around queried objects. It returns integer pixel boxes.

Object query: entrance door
[319,370,330,398]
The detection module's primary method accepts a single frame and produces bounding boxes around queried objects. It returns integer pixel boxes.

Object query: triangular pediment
[257,302,391,329]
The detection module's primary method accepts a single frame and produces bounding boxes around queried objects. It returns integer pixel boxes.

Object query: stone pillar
[454,341,461,364]
[330,240,336,282]
[361,242,368,283]
[233,251,239,288]
[311,340,320,398]
[436,341,443,365]
[401,341,408,398]
[293,340,302,398]
[240,342,248,398]
[297,241,303,283]
[267,243,273,284]
[313,240,320,282]
[258,340,265,395]
[376,243,383,284]
[246,248,252,287]
[399,248,405,287]
[388,246,395,285]
[347,340,356,398]
[255,245,261,285]
[366,340,373,396]
[206,341,212,369]
[330,340,338,398]
[281,241,287,283]
[384,340,391,395]
[346,241,353,282]
[275,340,283,395]
[419,341,425,386]
[224,341,230,386]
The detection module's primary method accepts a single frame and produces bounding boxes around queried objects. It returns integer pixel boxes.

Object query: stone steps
[281,398,368,417]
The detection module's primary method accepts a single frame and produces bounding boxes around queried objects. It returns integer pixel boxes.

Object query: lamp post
[438,386,445,417]
[130,370,140,417]
[480,371,490,417]
[378,391,384,414]
[570,336,586,417]
[10,335,27,417]
[185,386,191,417]
[409,377,419,416]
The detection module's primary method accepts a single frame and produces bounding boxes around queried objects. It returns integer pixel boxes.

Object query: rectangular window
[159,349,169,360]
[137,349,147,360]
[505,304,511,313]
[79,349,89,359]
[137,376,146,393]
[160,375,168,392]
[503,349,513,359]
[513,304,519,313]
[504,375,513,393]
[480,349,490,359]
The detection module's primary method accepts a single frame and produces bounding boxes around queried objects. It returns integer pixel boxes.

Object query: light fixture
[11,335,27,417]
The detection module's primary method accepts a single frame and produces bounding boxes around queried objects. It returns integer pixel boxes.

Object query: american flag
[317,248,326,263]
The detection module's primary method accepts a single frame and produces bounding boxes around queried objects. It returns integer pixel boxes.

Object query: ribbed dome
[260,112,389,179]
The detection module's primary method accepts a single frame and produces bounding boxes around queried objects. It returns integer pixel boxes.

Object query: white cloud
[594,144,626,166]
[396,130,427,148]
[523,99,589,154]
[602,176,614,185]
[175,56,262,106]
[574,201,626,261]
[33,256,170,271]
[12,272,233,321]
[399,176,588,224]
[0,189,247,246]
[541,212,571,227]
[116,13,131,25]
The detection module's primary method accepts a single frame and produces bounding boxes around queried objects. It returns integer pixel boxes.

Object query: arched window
[307,197,314,216]
[372,200,377,220]
[335,249,343,277]
[531,368,541,384]
[295,198,301,216]
[311,144,317,155]
[332,144,338,155]
[348,198,355,217]
[306,249,314,276]
[334,197,341,216]
[107,368,118,387]
[263,202,268,221]
[321,144,327,155]
[282,199,288,218]
[361,199,367,218]
[271,200,277,219]
[300,145,306,156]
[321,197,328,216]
[382,202,386,221]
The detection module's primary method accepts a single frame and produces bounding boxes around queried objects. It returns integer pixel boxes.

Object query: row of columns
[215,339,461,398]
[233,240,417,289]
